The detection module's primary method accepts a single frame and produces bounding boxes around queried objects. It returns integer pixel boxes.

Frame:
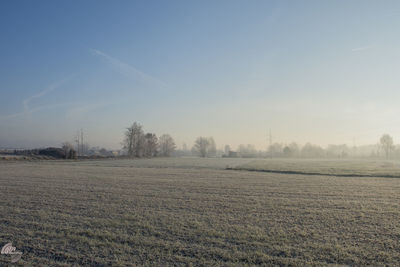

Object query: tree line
[123,122,176,157]
[190,134,397,159]
[235,134,396,159]
[122,124,398,159]
[123,122,223,158]
[62,123,398,160]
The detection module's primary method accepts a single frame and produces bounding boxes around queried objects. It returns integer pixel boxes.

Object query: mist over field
[2,1,400,266]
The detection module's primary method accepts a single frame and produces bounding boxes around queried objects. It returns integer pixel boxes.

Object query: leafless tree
[380,134,394,159]
[192,137,216,157]
[268,142,283,156]
[144,133,158,157]
[237,144,257,158]
[208,137,216,157]
[123,122,145,157]
[224,145,231,156]
[288,142,300,157]
[62,142,76,159]
[283,146,291,157]
[182,143,188,152]
[158,134,176,157]
[301,143,324,158]
[192,137,209,157]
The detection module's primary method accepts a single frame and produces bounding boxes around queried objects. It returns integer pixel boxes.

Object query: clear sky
[1,1,400,150]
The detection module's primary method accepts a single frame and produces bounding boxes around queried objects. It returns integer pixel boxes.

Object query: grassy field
[1,158,400,266]
[234,158,400,178]
[61,157,255,170]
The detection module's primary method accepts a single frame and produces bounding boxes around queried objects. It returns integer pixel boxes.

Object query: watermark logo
[1,243,22,263]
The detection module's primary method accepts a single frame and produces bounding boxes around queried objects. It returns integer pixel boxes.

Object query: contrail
[351,45,374,52]
[90,48,168,88]
[22,75,75,112]
[0,103,73,121]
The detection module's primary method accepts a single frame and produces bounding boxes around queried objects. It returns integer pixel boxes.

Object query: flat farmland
[1,158,400,266]
[234,158,400,177]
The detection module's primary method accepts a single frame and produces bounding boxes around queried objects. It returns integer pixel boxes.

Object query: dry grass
[1,158,400,266]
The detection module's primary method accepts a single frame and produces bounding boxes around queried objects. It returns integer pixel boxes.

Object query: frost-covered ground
[1,158,400,266]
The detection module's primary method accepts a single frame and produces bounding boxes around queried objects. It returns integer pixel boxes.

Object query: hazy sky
[1,1,400,150]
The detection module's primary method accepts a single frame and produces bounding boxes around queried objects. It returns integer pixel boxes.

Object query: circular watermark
[1,243,22,263]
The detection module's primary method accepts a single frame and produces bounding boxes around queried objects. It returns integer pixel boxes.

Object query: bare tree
[380,134,394,159]
[182,143,188,152]
[192,137,209,157]
[301,143,324,158]
[268,143,283,157]
[288,142,300,157]
[144,133,158,157]
[224,145,231,156]
[283,146,291,157]
[237,144,257,158]
[123,122,145,157]
[192,137,216,157]
[208,137,216,157]
[158,134,176,157]
[62,142,76,159]
[62,142,72,159]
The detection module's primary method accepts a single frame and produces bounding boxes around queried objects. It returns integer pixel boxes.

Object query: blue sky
[1,1,400,149]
